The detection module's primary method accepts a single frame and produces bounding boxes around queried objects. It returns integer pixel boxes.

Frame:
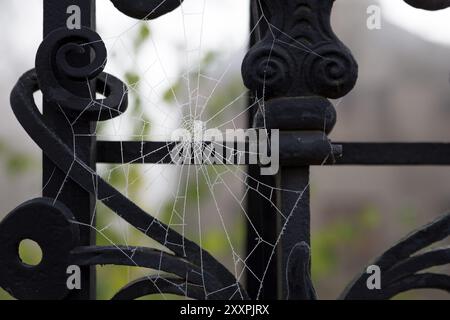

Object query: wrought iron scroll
[0,2,247,300]
[341,213,450,299]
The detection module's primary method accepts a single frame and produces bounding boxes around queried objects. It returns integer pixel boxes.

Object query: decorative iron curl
[242,0,358,100]
[302,42,357,99]
[341,213,450,300]
[110,0,184,20]
[112,276,207,300]
[286,242,317,300]
[242,43,295,98]
[36,27,128,121]
[70,246,232,299]
[0,26,248,300]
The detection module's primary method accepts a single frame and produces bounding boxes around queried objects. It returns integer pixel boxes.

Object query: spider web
[47,0,334,300]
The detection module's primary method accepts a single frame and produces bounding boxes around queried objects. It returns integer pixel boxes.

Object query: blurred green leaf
[0,288,13,300]
[125,72,140,87]
[201,51,218,69]
[163,80,182,103]
[134,23,151,50]
[359,205,381,229]
[312,207,381,280]
[6,153,33,175]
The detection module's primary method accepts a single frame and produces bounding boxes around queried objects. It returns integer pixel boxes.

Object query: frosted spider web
[46,0,336,300]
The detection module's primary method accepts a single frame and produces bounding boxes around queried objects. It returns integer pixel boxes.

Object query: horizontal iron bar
[96,141,450,166]
[97,141,175,164]
[335,143,450,166]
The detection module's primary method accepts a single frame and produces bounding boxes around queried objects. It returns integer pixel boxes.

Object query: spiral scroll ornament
[36,28,128,121]
[302,43,358,99]
[242,0,358,100]
[0,27,247,300]
[242,44,295,98]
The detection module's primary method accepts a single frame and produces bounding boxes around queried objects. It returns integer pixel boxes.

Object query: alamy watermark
[366,265,381,290]
[66,265,81,290]
[367,5,382,30]
[169,121,279,175]
[66,5,81,30]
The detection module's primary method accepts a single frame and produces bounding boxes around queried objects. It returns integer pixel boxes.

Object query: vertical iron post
[277,167,311,299]
[242,0,357,300]
[43,0,96,300]
[245,0,278,300]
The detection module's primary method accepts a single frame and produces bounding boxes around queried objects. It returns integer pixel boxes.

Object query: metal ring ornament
[0,198,80,300]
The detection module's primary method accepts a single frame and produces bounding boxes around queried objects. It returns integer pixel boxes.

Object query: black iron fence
[0,0,449,300]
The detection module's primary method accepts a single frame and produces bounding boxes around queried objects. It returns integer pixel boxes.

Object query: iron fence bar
[245,165,278,299]
[277,167,314,299]
[96,141,450,166]
[244,0,278,300]
[241,0,357,300]
[43,0,96,300]
[334,143,450,166]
